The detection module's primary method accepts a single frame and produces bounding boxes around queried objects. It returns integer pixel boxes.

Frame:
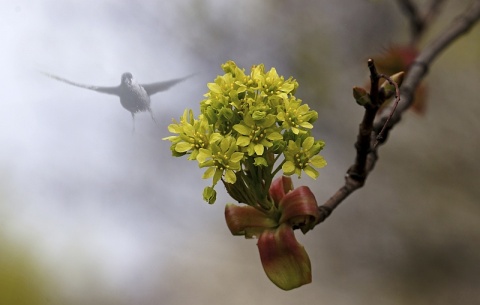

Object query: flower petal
[224,169,237,184]
[213,168,223,185]
[236,136,251,147]
[196,148,211,163]
[304,165,319,179]
[254,143,264,155]
[175,142,194,153]
[302,137,314,150]
[267,132,283,141]
[233,124,252,136]
[207,82,222,94]
[257,223,312,290]
[230,152,244,163]
[309,155,327,168]
[282,161,296,175]
[202,167,216,179]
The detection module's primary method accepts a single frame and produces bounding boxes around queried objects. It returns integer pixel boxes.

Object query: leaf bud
[379,71,404,100]
[352,86,371,106]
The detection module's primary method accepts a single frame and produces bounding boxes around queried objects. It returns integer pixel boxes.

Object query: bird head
[121,72,133,85]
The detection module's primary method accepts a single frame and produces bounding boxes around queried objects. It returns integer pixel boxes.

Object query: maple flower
[197,136,244,186]
[233,113,283,156]
[282,136,327,179]
[164,61,328,290]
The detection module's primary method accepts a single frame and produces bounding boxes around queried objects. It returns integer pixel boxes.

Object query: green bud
[379,71,404,100]
[203,186,217,204]
[254,157,268,167]
[252,110,267,120]
[271,140,286,154]
[352,86,371,106]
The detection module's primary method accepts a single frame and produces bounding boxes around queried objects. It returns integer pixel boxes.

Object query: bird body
[42,71,192,128]
[118,75,151,115]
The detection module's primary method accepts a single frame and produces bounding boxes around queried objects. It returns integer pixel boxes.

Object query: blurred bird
[42,71,192,130]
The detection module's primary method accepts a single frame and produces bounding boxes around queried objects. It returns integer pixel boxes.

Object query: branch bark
[316,0,480,224]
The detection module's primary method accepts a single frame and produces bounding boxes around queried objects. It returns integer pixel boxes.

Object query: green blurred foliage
[0,234,50,305]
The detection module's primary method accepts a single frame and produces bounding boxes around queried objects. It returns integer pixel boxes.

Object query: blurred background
[1,0,479,304]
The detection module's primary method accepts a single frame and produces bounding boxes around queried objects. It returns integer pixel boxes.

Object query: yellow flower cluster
[164,61,326,206]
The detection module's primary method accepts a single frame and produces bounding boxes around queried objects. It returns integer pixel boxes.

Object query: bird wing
[141,74,194,96]
[41,72,120,95]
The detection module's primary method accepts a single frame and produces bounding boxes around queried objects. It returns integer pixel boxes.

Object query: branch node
[317,206,333,223]
[411,59,430,75]
[345,170,365,183]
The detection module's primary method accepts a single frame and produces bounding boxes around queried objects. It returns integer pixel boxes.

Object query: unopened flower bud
[203,186,217,204]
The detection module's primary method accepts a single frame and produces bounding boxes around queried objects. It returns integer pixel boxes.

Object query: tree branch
[423,0,447,27]
[348,59,380,182]
[377,0,480,134]
[316,0,480,224]
[396,0,447,44]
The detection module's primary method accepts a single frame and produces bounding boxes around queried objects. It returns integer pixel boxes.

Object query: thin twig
[316,0,480,224]
[396,0,447,45]
[396,0,424,40]
[379,0,480,131]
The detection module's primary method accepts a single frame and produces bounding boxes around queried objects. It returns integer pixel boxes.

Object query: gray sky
[1,0,212,300]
